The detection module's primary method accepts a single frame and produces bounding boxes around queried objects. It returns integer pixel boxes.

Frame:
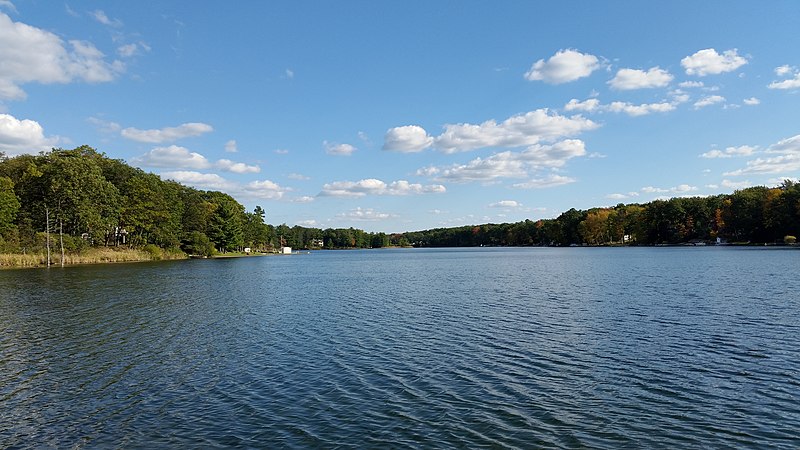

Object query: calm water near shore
[1,247,799,448]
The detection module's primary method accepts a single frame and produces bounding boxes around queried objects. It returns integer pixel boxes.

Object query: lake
[1,247,799,448]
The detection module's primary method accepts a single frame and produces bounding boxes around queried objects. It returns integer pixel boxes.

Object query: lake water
[1,247,799,448]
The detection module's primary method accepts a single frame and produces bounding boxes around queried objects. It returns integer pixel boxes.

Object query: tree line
[0,146,388,256]
[1,146,798,256]
[394,183,800,247]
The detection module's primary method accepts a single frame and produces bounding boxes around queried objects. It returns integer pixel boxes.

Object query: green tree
[0,176,20,236]
[371,232,389,248]
[121,173,179,247]
[207,192,245,252]
[243,206,269,250]
[555,208,585,245]
[183,230,216,257]
[41,148,120,242]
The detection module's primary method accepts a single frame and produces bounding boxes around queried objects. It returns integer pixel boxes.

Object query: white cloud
[386,180,446,195]
[775,65,794,76]
[425,139,586,183]
[489,200,522,208]
[216,159,260,174]
[284,69,294,79]
[564,98,600,112]
[319,179,446,197]
[160,176,284,201]
[0,113,59,154]
[524,49,600,84]
[672,184,698,193]
[0,12,124,100]
[323,141,356,156]
[606,193,629,200]
[608,67,673,90]
[91,10,122,27]
[132,145,260,173]
[768,73,800,90]
[287,173,310,180]
[724,135,800,176]
[87,117,121,133]
[721,179,753,189]
[385,110,597,154]
[606,101,676,116]
[516,139,587,167]
[117,44,137,57]
[512,174,576,189]
[700,145,756,159]
[767,177,799,185]
[565,98,679,117]
[132,145,210,169]
[296,219,317,227]
[383,125,433,152]
[669,89,691,104]
[158,171,291,201]
[121,122,213,143]
[117,42,149,58]
[161,171,237,191]
[274,148,289,155]
[678,81,704,88]
[224,139,238,153]
[431,153,528,182]
[336,207,394,221]
[434,109,597,153]
[767,134,800,154]
[743,97,760,106]
[292,196,315,203]
[243,180,289,200]
[681,48,748,76]
[606,192,639,200]
[64,4,79,17]
[725,154,800,176]
[0,1,17,13]
[642,184,698,194]
[693,95,725,109]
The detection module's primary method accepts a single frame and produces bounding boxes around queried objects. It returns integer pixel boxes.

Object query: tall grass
[0,247,187,268]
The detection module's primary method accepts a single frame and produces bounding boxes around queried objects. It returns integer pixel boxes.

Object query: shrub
[182,231,216,257]
[142,243,163,260]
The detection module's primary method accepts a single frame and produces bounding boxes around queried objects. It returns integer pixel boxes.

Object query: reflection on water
[1,248,799,448]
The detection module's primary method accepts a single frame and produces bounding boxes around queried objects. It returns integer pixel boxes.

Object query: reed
[0,247,188,268]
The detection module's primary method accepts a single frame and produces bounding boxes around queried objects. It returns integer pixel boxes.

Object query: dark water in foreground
[1,247,799,448]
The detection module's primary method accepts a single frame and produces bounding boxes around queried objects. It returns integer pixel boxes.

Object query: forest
[395,184,799,248]
[1,146,798,260]
[0,146,388,259]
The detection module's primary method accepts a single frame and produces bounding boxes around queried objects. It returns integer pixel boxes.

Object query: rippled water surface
[2,247,799,448]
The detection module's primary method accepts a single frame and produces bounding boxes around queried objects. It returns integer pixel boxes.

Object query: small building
[280,246,292,254]
[244,247,251,254]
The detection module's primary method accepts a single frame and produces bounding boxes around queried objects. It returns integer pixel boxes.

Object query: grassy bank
[0,247,187,268]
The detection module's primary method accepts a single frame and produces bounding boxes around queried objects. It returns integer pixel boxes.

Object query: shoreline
[4,243,797,269]
[0,248,187,270]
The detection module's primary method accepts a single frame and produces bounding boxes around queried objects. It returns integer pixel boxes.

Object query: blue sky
[1,1,799,232]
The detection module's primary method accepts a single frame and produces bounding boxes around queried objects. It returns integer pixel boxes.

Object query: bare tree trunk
[59,217,65,267]
[45,206,51,267]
